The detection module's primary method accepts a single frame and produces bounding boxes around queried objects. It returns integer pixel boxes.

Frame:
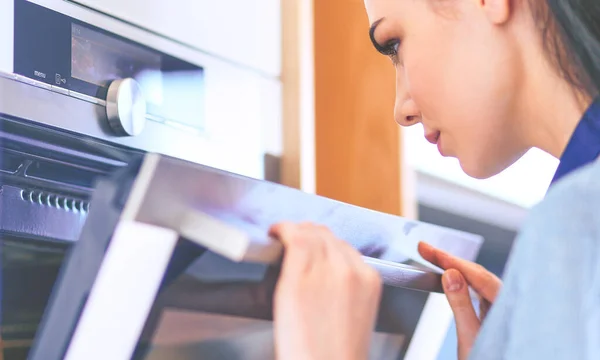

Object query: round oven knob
[106,78,147,136]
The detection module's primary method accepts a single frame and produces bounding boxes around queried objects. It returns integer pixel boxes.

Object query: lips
[424,131,440,145]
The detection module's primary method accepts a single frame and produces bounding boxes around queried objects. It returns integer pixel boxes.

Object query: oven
[0,1,483,359]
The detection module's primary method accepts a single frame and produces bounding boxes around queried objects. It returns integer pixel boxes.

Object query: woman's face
[364,0,532,178]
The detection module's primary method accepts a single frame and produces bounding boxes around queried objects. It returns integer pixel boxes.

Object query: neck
[519,53,592,159]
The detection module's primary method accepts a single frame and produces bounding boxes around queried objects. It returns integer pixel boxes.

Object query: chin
[457,158,504,180]
[456,146,527,180]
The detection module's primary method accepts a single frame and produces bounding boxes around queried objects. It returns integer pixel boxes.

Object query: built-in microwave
[0,0,270,179]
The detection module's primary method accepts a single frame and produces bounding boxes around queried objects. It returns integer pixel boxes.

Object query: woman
[270,0,600,359]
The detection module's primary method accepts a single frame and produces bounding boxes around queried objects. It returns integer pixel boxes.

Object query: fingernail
[443,270,463,292]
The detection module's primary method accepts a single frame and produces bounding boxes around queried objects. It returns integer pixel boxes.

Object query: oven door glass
[132,249,414,360]
[0,236,419,360]
[1,236,69,359]
[0,113,134,360]
[23,154,483,360]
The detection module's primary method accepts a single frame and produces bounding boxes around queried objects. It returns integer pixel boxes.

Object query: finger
[329,230,362,264]
[479,297,492,320]
[419,241,472,270]
[268,222,297,245]
[269,222,324,276]
[297,223,329,259]
[326,231,382,290]
[442,269,480,360]
[305,225,370,278]
[419,242,501,302]
[322,229,383,310]
[269,222,322,252]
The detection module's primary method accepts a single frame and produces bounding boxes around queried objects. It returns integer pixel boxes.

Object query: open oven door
[27,153,483,360]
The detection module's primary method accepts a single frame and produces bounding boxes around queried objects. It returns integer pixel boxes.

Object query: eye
[379,40,401,65]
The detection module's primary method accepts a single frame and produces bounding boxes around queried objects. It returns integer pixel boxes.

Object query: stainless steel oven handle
[363,257,443,293]
[178,209,444,293]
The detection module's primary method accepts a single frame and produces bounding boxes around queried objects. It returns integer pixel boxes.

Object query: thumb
[442,269,481,360]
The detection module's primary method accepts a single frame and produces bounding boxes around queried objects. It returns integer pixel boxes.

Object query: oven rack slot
[19,188,90,213]
[0,185,88,242]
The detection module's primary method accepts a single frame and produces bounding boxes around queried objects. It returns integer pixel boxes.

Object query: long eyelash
[380,40,400,65]
[379,40,399,56]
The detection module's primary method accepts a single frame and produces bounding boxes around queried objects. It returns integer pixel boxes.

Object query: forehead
[364,0,408,24]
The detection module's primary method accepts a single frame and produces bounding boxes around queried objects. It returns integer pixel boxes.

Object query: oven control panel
[13,0,205,136]
[106,78,147,136]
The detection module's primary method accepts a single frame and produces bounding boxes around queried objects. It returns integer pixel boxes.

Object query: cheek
[403,26,522,174]
[402,29,473,129]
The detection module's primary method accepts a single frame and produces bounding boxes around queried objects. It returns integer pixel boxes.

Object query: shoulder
[514,159,600,273]
[476,160,600,359]
[469,160,600,360]
[527,159,600,235]
[512,158,600,312]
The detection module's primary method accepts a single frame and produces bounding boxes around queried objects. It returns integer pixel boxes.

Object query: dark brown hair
[533,0,600,98]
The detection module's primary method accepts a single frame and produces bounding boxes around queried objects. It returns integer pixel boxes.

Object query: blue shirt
[469,98,600,360]
[551,97,600,184]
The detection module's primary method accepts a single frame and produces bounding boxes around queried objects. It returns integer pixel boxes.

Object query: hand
[270,222,382,360]
[418,242,502,360]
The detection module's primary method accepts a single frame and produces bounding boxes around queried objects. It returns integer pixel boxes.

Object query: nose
[394,98,421,127]
[393,69,421,127]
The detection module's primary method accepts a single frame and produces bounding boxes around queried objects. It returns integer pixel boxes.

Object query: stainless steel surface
[176,210,443,292]
[32,79,52,90]
[0,74,262,177]
[122,153,483,293]
[364,257,443,293]
[15,74,52,90]
[50,85,69,95]
[14,74,30,84]
[68,90,103,105]
[0,75,204,166]
[0,70,16,80]
[106,78,147,136]
[146,113,165,123]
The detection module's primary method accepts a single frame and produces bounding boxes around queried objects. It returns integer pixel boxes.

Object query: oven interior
[0,115,137,359]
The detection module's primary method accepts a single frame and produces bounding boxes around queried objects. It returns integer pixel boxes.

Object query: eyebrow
[369,17,386,53]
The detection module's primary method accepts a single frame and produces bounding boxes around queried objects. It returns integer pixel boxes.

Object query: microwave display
[71,23,162,88]
[14,0,205,132]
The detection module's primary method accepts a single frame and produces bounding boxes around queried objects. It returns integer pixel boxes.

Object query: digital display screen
[71,23,162,87]
[69,23,204,130]
[15,0,206,132]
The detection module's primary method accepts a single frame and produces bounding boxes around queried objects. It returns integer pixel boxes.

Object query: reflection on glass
[137,70,205,130]
[0,237,68,360]
[134,251,405,360]
[0,239,408,359]
[71,23,162,87]
[142,310,404,360]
